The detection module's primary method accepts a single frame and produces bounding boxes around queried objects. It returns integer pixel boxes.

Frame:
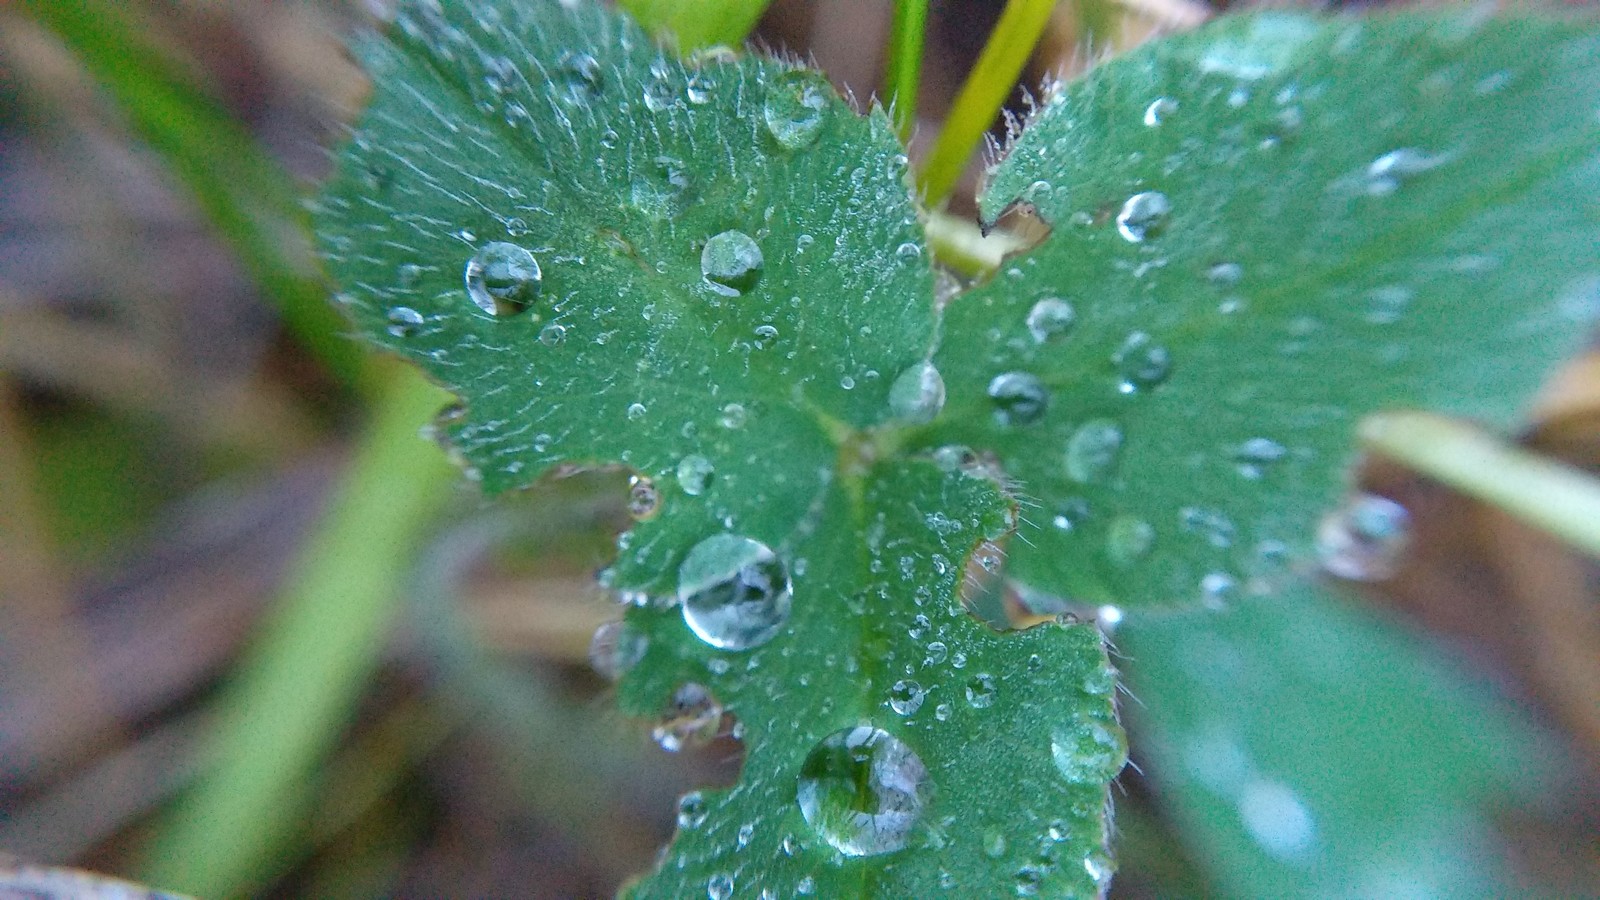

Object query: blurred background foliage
[0,0,1596,897]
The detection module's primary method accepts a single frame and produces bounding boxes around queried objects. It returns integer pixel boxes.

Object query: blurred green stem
[918,0,1057,205]
[887,0,930,141]
[139,367,455,897]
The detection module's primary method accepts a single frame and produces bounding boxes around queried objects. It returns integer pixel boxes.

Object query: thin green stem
[918,0,1057,205]
[139,366,456,897]
[886,0,930,141]
[1359,410,1600,558]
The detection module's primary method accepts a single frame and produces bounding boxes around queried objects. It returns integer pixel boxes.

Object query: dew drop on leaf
[588,619,646,680]
[555,51,603,103]
[653,682,722,752]
[965,673,996,708]
[677,535,792,651]
[1316,492,1411,581]
[701,230,764,296]
[464,241,540,315]
[762,71,829,150]
[889,679,925,715]
[796,726,929,857]
[628,475,661,519]
[676,454,715,495]
[987,371,1049,425]
[386,306,424,337]
[1143,96,1177,126]
[677,791,709,829]
[888,361,946,424]
[1064,419,1124,484]
[719,403,748,429]
[1232,436,1287,478]
[686,71,716,105]
[538,322,566,346]
[1025,297,1076,344]
[1115,191,1171,242]
[1051,720,1129,784]
[1105,515,1155,566]
[707,873,734,900]
[1111,331,1172,392]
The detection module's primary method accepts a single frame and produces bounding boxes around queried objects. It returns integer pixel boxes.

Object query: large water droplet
[588,619,646,680]
[763,72,830,150]
[677,454,715,495]
[965,673,996,709]
[1111,332,1171,392]
[538,322,566,346]
[889,361,946,425]
[1051,720,1128,783]
[889,679,926,716]
[555,51,603,103]
[653,682,722,751]
[1064,419,1124,484]
[987,372,1048,425]
[796,726,928,856]
[678,535,792,650]
[1316,492,1410,581]
[386,306,424,338]
[701,230,763,296]
[1025,297,1076,344]
[1115,191,1171,242]
[464,242,540,315]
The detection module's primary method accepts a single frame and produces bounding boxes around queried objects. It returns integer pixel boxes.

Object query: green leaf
[921,10,1600,610]
[314,1,1122,896]
[1118,583,1577,898]
[618,0,774,52]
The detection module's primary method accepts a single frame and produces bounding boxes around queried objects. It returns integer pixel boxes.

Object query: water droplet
[1111,332,1171,392]
[1364,285,1414,325]
[588,619,646,680]
[1051,719,1128,783]
[556,51,603,103]
[643,73,676,112]
[707,873,734,900]
[538,322,567,346]
[626,402,648,422]
[1105,515,1155,566]
[600,128,619,149]
[464,242,540,315]
[1233,436,1287,478]
[701,230,763,296]
[983,830,1007,858]
[1143,97,1177,126]
[797,726,929,856]
[763,72,829,149]
[678,535,792,651]
[386,306,424,337]
[1316,493,1410,581]
[840,375,856,390]
[934,703,952,721]
[925,641,948,665]
[896,241,923,260]
[753,324,779,347]
[965,673,996,709]
[888,361,946,425]
[719,403,747,429]
[796,875,816,894]
[396,263,424,288]
[1366,147,1446,195]
[1025,297,1076,344]
[889,679,925,715]
[1207,261,1243,286]
[677,791,709,828]
[628,476,661,519]
[652,682,722,752]
[1064,419,1124,484]
[686,72,716,105]
[677,454,715,495]
[987,372,1048,425]
[1115,191,1171,242]
[1014,865,1045,896]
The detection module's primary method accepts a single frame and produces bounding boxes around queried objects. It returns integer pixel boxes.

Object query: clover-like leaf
[315,0,1122,896]
[921,10,1600,609]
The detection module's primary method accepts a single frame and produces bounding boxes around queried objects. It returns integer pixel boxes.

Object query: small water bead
[1025,297,1076,344]
[1065,419,1124,484]
[934,703,952,721]
[1233,436,1287,478]
[627,402,647,422]
[840,375,856,390]
[1207,261,1244,286]
[925,641,949,665]
[889,679,926,715]
[555,51,603,103]
[1105,515,1155,566]
[685,72,716,105]
[628,476,661,519]
[1143,96,1178,126]
[753,324,779,347]
[707,873,734,900]
[1366,147,1446,195]
[386,306,424,337]
[1364,285,1414,325]
[653,682,722,752]
[763,71,830,150]
[796,876,816,895]
[983,831,1008,858]
[888,361,947,425]
[1015,865,1045,896]
[1111,332,1172,392]
[677,791,709,829]
[797,726,930,857]
[987,372,1049,425]
[1115,191,1171,242]
[588,620,647,680]
[1317,492,1411,581]
[965,673,996,709]
[678,535,792,651]
[464,242,540,315]
[1051,719,1129,783]
[701,230,763,296]
[396,262,424,288]
[676,454,715,495]
[538,323,567,346]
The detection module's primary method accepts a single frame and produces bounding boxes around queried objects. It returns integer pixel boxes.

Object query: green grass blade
[918,0,1057,204]
[886,0,930,140]
[138,367,455,897]
[19,0,367,388]
[618,0,774,51]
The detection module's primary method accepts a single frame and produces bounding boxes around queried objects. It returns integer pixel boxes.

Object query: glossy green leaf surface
[314,1,1121,895]
[922,11,1600,610]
